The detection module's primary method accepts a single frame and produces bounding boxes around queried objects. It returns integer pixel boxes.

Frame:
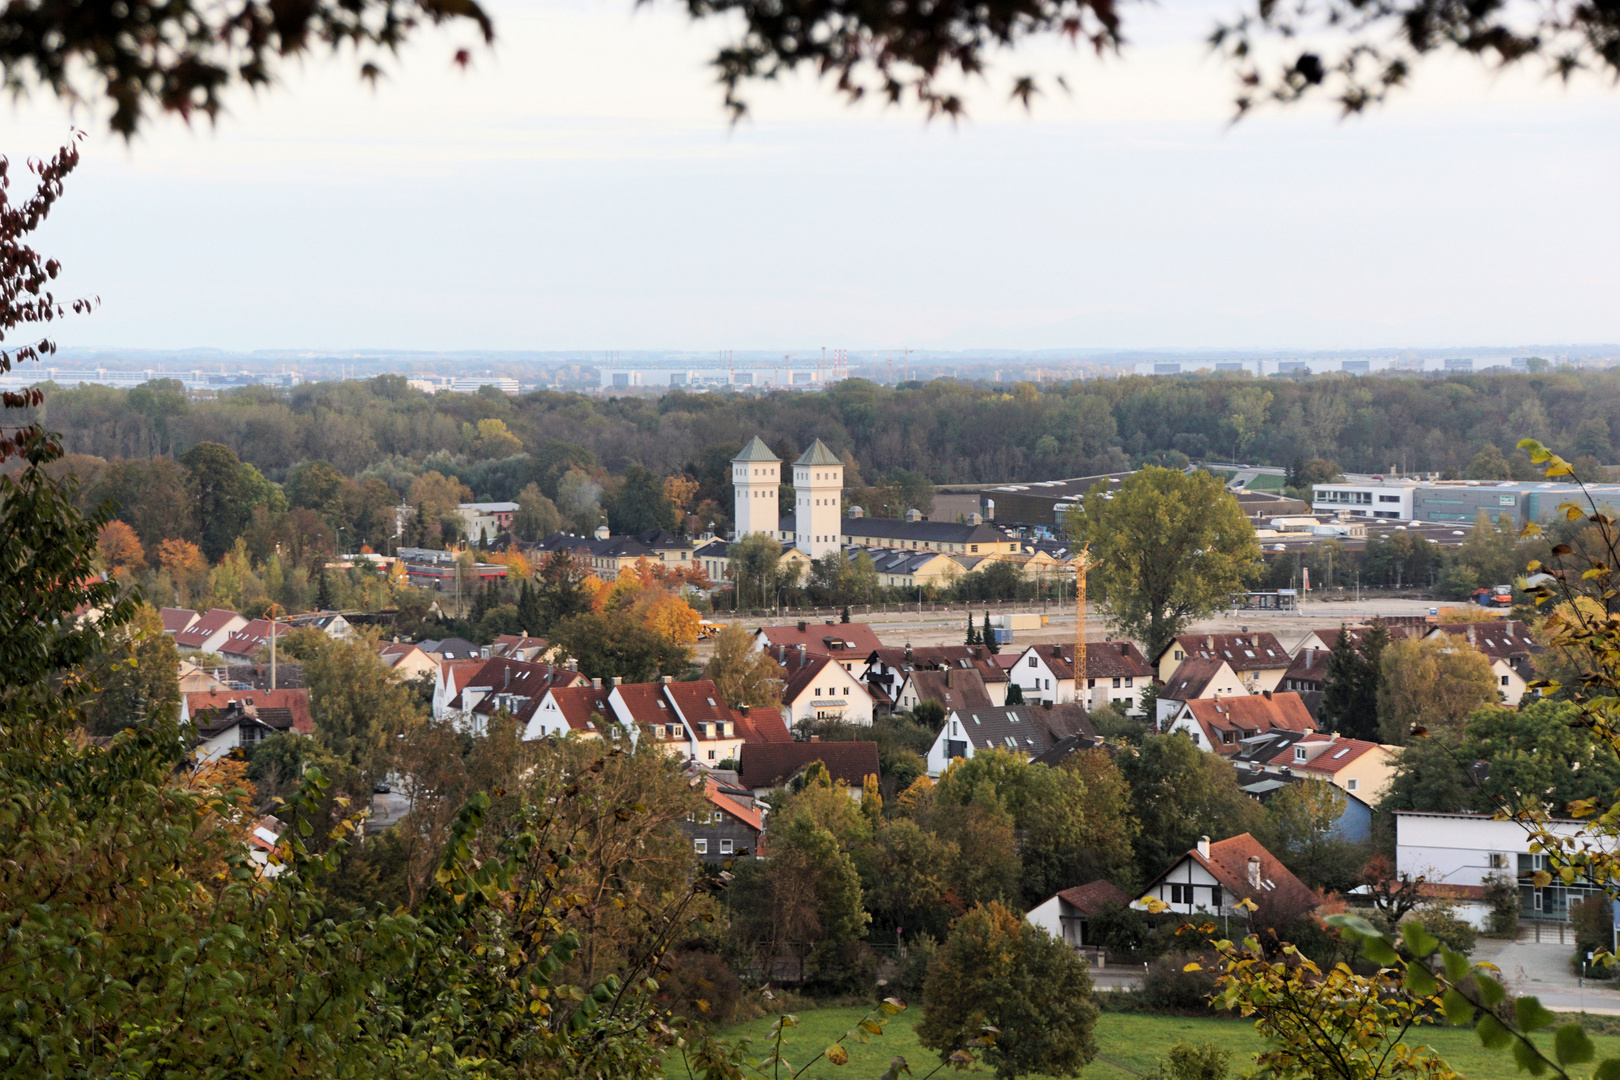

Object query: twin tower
[731,436,844,558]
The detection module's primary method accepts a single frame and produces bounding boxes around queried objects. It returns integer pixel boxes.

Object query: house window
[1175,650,1184,660]
[1112,678,1121,688]
[1125,677,1134,687]
[1294,747,1307,761]
[1044,679,1051,689]
[1501,675,1510,686]
[1028,657,1037,668]
[720,839,734,854]
[1489,852,1509,869]
[1347,778,1359,791]
[708,749,716,760]
[1169,883,1191,905]
[693,839,708,854]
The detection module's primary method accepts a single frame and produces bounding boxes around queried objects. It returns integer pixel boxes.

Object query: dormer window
[1294,747,1307,761]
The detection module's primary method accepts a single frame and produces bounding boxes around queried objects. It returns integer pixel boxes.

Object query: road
[1472,934,1620,1015]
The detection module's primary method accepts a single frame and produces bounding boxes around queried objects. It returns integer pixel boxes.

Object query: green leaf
[1516,995,1557,1032]
[1361,934,1399,966]
[1554,1023,1595,1066]
[1513,1037,1549,1075]
[1402,921,1439,958]
[1325,913,1383,940]
[1441,947,1470,983]
[1476,973,1506,1007]
[1405,963,1437,997]
[1443,989,1474,1025]
[1477,1013,1513,1050]
[1592,1058,1620,1080]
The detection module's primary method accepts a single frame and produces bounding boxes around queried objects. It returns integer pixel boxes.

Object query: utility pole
[1075,542,1090,709]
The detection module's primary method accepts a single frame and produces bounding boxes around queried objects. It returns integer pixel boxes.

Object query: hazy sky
[7,0,1619,354]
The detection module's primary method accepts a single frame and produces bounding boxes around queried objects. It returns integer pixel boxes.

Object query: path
[1471,935,1620,1014]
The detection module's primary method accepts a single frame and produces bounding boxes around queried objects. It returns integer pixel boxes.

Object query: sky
[5,0,1620,355]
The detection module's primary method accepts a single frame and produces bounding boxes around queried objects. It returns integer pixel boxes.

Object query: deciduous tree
[1068,468,1259,660]
[704,624,784,708]
[919,901,1098,1080]
[1376,635,1498,744]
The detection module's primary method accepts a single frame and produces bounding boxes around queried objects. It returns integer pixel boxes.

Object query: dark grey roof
[951,706,1057,757]
[839,517,1007,545]
[536,532,657,559]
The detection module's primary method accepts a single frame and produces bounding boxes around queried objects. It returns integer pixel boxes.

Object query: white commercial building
[1395,811,1614,928]
[1311,482,1416,520]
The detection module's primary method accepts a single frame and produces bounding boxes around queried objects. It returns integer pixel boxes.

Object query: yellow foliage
[488,547,534,578]
[643,592,700,646]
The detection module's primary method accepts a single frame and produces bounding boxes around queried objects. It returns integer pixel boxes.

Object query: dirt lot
[694,597,1448,660]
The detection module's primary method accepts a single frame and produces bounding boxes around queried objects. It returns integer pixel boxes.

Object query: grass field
[665,1005,1620,1079]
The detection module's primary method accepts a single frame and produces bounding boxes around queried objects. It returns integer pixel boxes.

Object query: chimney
[1247,855,1262,889]
[904,643,913,661]
[945,669,953,688]
[1263,690,1272,700]
[1119,643,1128,656]
[612,676,623,686]
[503,666,510,688]
[1206,635,1214,649]
[739,704,750,716]
[591,677,602,689]
[797,644,806,658]
[594,525,610,540]
[797,620,808,632]
[810,735,819,742]
[1197,835,1210,859]
[660,675,671,684]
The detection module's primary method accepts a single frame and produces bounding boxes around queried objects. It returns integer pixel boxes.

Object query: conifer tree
[982,612,999,654]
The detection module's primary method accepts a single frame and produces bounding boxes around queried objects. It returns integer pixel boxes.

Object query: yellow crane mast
[1075,542,1089,706]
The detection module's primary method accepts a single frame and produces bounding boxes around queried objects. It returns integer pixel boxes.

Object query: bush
[1088,901,1156,956]
[1141,952,1219,1014]
[1411,904,1477,956]
[656,942,744,1025]
[888,933,939,998]
[1572,894,1614,980]
[1158,1041,1231,1080]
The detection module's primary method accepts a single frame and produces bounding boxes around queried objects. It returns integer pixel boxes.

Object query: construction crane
[1075,542,1090,706]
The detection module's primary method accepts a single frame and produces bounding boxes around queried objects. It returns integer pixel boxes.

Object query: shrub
[1572,894,1614,980]
[1482,873,1520,938]
[1141,952,1220,1014]
[1411,903,1477,956]
[656,942,744,1024]
[1158,1041,1231,1080]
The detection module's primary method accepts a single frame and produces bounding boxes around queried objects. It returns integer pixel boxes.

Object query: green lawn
[667,1005,1620,1079]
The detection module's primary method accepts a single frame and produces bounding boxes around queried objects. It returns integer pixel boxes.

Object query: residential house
[851,545,966,590]
[246,814,286,878]
[173,608,250,654]
[532,529,694,577]
[377,641,441,681]
[779,651,877,728]
[218,619,283,661]
[420,637,484,661]
[160,607,201,636]
[862,645,1009,712]
[606,677,778,764]
[684,775,766,862]
[1262,735,1398,802]
[738,739,881,798]
[1165,691,1315,754]
[489,634,552,662]
[1240,770,1376,843]
[1423,620,1542,703]
[894,666,995,713]
[283,610,354,638]
[1007,641,1154,715]
[183,689,314,763]
[1153,632,1292,692]
[754,621,884,675]
[924,704,1091,777]
[1135,833,1318,920]
[1026,881,1132,949]
[1289,621,1421,657]
[1156,657,1250,725]
[521,683,616,741]
[694,538,731,586]
[432,658,486,719]
[177,660,230,693]
[1280,646,1330,695]
[444,658,589,734]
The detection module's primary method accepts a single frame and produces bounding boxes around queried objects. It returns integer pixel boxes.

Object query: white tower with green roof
[731,437,781,540]
[793,439,844,558]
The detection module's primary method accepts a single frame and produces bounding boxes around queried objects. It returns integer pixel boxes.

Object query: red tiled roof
[219,619,279,658]
[1056,880,1131,915]
[781,654,864,704]
[736,707,793,744]
[1429,620,1540,660]
[904,668,994,710]
[665,680,749,742]
[1311,624,1416,653]
[757,622,884,656]
[866,646,1009,684]
[1161,657,1232,701]
[540,685,615,733]
[705,776,764,831]
[186,689,313,734]
[1026,641,1155,682]
[161,607,200,634]
[1182,693,1315,753]
[1147,833,1317,916]
[738,740,880,790]
[1284,648,1331,683]
[174,608,244,647]
[1158,632,1290,672]
[1268,736,1382,774]
[464,659,587,713]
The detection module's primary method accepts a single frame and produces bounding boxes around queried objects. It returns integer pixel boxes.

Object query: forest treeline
[24,368,1620,501]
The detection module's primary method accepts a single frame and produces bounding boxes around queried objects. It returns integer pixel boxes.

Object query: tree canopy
[1068,467,1260,659]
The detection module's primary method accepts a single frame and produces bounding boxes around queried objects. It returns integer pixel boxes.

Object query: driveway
[1471,936,1620,1014]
